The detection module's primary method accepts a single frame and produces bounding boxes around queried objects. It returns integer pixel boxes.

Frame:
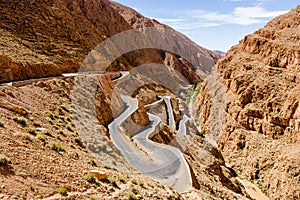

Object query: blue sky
[113,0,299,52]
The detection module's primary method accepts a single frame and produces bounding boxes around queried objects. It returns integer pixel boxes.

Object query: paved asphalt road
[1,71,193,192]
[109,94,192,192]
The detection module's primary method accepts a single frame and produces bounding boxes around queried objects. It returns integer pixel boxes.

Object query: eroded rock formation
[199,5,300,199]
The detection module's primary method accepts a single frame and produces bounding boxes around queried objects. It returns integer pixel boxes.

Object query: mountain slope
[0,0,221,83]
[0,0,133,82]
[109,1,222,72]
[0,0,247,199]
[199,5,300,199]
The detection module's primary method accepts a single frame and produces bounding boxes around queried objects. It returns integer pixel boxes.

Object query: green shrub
[192,83,202,103]
[53,114,59,120]
[84,173,97,184]
[139,182,145,188]
[131,187,139,195]
[44,131,54,137]
[118,177,126,184]
[198,131,204,137]
[0,121,4,128]
[55,134,61,140]
[32,121,41,127]
[29,184,34,191]
[47,141,64,152]
[186,89,193,105]
[46,112,55,120]
[39,193,44,199]
[59,105,69,112]
[54,124,60,130]
[26,127,36,135]
[36,134,46,142]
[58,130,65,136]
[13,117,27,126]
[66,125,73,132]
[66,117,72,122]
[20,133,33,141]
[58,187,67,196]
[186,82,202,105]
[57,107,63,114]
[128,193,137,200]
[47,118,53,124]
[87,159,97,167]
[110,179,119,188]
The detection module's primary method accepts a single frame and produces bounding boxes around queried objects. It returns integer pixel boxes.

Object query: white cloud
[233,6,287,18]
[158,6,288,30]
[157,18,219,30]
[156,18,185,23]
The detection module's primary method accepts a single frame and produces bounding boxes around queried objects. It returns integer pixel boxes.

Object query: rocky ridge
[0,0,245,199]
[199,5,300,199]
[1,0,298,199]
[109,1,222,74]
[0,0,221,83]
[0,0,133,82]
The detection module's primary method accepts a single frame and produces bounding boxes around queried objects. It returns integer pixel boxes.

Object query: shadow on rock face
[0,163,15,176]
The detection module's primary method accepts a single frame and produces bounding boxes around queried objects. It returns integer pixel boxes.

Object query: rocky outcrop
[0,0,134,82]
[216,5,300,138]
[109,1,222,75]
[109,1,168,29]
[0,0,221,83]
[86,170,107,181]
[0,0,236,199]
[199,5,300,199]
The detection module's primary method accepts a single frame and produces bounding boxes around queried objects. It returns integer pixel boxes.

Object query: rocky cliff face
[0,0,263,199]
[0,0,221,151]
[0,0,220,83]
[200,5,300,199]
[109,1,222,74]
[109,1,169,29]
[0,0,133,82]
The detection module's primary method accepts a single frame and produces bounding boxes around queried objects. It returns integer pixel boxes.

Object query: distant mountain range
[213,50,226,56]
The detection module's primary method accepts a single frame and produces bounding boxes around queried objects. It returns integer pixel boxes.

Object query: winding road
[108,95,192,192]
[1,71,193,192]
[108,72,193,192]
[160,96,176,130]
